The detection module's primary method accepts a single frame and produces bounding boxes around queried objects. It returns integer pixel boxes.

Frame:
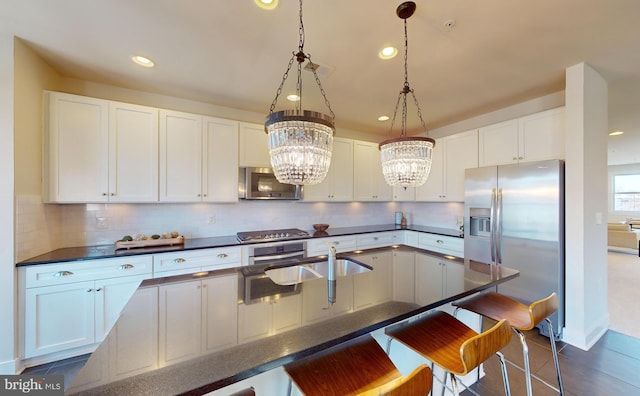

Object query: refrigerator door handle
[496,188,503,264]
[490,188,497,263]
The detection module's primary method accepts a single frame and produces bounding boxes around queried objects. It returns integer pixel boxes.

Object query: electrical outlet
[96,217,108,229]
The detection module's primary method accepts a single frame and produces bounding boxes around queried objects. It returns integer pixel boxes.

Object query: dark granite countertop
[17,224,462,266]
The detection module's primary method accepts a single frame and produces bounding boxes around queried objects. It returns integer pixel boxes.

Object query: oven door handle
[252,251,304,264]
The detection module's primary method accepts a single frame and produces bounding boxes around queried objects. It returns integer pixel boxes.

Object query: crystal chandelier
[265,0,335,186]
[379,1,435,188]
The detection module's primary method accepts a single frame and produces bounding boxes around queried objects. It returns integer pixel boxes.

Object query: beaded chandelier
[264,0,335,186]
[379,1,435,188]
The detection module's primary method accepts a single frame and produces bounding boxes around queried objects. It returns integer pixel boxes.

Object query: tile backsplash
[15,195,463,262]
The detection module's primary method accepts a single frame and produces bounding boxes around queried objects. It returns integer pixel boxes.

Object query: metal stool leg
[496,351,511,396]
[449,373,460,396]
[385,336,393,355]
[514,329,532,396]
[546,318,565,396]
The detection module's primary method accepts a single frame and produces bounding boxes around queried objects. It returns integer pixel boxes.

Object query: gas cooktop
[236,228,310,243]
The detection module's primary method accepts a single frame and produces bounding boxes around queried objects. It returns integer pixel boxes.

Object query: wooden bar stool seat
[453,292,564,396]
[284,334,432,396]
[385,310,512,396]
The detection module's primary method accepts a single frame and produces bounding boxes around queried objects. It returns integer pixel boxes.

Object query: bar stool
[284,334,432,396]
[385,310,512,396]
[452,292,564,396]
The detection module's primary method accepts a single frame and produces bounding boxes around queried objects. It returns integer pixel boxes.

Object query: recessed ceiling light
[378,115,390,121]
[131,55,155,68]
[255,0,278,10]
[379,46,398,60]
[286,94,300,102]
[609,130,624,136]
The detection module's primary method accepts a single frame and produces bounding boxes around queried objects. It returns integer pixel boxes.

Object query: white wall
[563,63,609,350]
[0,33,16,374]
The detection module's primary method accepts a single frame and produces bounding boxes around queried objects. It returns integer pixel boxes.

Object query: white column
[0,34,16,373]
[563,63,609,350]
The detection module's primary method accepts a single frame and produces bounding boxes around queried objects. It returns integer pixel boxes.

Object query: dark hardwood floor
[463,325,640,395]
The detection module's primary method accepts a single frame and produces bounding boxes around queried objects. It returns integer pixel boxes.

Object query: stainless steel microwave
[239,167,302,200]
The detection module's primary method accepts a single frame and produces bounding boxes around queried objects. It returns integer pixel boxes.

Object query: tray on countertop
[115,236,184,250]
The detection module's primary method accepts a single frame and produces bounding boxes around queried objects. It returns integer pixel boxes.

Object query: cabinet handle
[436,240,444,244]
[519,156,524,160]
[203,194,207,197]
[374,237,379,241]
[95,288,103,292]
[513,157,518,160]
[119,264,135,270]
[217,253,228,259]
[197,194,201,197]
[86,289,93,292]
[202,284,207,288]
[332,241,340,245]
[54,271,73,277]
[110,193,115,196]
[102,193,108,196]
[174,258,186,264]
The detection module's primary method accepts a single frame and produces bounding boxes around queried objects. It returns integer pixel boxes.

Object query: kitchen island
[64,246,518,395]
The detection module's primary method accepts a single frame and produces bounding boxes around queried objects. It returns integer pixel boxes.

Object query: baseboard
[0,358,19,374]
[561,313,609,351]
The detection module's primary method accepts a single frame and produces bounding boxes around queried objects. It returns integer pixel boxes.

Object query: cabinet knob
[374,237,379,241]
[54,270,73,277]
[119,264,135,270]
[203,194,207,197]
[86,289,93,292]
[197,194,201,197]
[217,253,228,259]
[436,240,444,244]
[513,157,518,160]
[95,288,103,292]
[102,193,108,196]
[518,156,524,160]
[332,241,340,245]
[110,193,115,196]
[174,258,186,264]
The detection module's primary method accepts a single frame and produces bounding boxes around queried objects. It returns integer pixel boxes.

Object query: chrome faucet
[324,242,337,308]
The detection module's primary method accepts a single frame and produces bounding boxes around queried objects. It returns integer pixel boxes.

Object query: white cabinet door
[302,277,353,325]
[416,129,477,202]
[519,107,565,162]
[44,91,109,203]
[24,281,96,358]
[108,101,159,202]
[415,254,444,306]
[354,251,392,310]
[478,119,520,166]
[158,280,202,367]
[239,122,271,167]
[108,286,158,381]
[393,250,415,303]
[303,137,354,201]
[353,141,392,201]
[159,110,203,202]
[271,294,302,334]
[479,107,565,166]
[238,301,272,343]
[203,116,239,202]
[95,275,146,342]
[202,274,238,353]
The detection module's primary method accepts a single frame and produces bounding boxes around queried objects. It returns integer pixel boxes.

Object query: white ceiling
[2,0,640,165]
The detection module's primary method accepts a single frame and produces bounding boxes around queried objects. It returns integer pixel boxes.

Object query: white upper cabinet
[416,129,478,202]
[108,101,159,202]
[202,116,239,202]
[44,92,160,203]
[303,137,354,201]
[45,91,109,203]
[159,110,203,202]
[353,141,392,201]
[160,111,239,202]
[239,122,271,168]
[479,107,565,166]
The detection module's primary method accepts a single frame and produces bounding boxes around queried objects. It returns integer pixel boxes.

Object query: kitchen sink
[265,258,372,285]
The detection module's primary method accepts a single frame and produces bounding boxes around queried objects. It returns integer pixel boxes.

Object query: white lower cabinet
[237,294,302,343]
[415,254,464,306]
[21,256,151,359]
[158,272,238,367]
[108,285,158,381]
[353,251,393,310]
[302,277,353,325]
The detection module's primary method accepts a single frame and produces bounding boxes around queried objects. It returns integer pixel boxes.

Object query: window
[613,174,640,212]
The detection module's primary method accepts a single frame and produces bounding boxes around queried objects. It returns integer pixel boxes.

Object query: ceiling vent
[304,61,335,78]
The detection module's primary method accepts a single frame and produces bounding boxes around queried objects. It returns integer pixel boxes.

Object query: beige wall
[14,39,61,196]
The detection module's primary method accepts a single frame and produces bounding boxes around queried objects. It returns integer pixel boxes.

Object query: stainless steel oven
[239,240,307,304]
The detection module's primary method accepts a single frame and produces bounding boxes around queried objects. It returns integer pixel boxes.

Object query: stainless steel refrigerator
[464,159,564,337]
